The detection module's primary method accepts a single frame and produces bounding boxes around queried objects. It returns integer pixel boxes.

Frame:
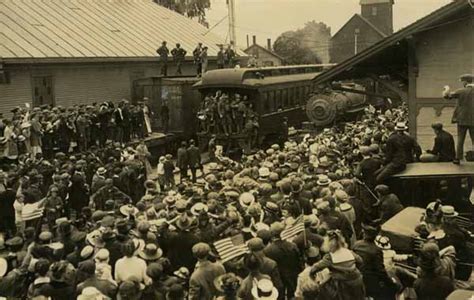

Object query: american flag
[22,200,45,221]
[281,216,305,242]
[213,234,249,263]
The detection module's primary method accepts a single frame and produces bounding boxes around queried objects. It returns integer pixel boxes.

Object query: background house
[314,0,473,151]
[244,36,283,67]
[330,0,394,63]
[0,0,245,114]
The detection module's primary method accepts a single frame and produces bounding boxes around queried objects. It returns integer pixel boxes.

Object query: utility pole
[227,0,236,47]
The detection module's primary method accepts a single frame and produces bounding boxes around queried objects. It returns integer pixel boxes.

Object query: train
[132,64,369,152]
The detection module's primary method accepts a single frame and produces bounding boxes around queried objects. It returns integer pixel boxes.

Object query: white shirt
[13,200,24,222]
[114,256,150,285]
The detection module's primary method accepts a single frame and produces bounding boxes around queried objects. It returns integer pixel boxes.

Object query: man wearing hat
[177,141,189,183]
[171,43,187,75]
[246,238,283,296]
[421,123,455,162]
[157,41,170,76]
[375,122,421,183]
[189,242,226,299]
[263,222,302,299]
[353,224,398,300]
[187,139,202,183]
[76,260,117,298]
[443,73,474,163]
[374,184,403,223]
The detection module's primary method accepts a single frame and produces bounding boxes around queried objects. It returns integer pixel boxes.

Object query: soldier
[225,44,236,68]
[171,43,187,75]
[193,43,203,76]
[217,44,225,69]
[156,41,170,76]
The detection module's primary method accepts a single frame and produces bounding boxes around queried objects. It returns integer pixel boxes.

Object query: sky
[205,0,451,49]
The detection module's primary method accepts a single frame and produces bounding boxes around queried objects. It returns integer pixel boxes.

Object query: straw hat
[239,192,255,208]
[77,287,105,300]
[441,205,458,218]
[138,243,163,261]
[375,235,391,250]
[191,203,209,216]
[251,278,279,300]
[119,204,139,217]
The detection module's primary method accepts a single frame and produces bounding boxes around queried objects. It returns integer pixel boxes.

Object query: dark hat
[192,242,211,259]
[78,259,96,275]
[5,236,24,247]
[214,273,242,293]
[431,123,443,130]
[146,263,163,280]
[71,231,87,243]
[138,243,163,261]
[247,238,265,252]
[460,73,474,83]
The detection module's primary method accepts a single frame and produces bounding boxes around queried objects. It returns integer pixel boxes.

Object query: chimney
[246,35,249,48]
[252,35,256,45]
[267,38,272,51]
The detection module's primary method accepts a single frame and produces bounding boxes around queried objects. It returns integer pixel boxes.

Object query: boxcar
[133,76,201,139]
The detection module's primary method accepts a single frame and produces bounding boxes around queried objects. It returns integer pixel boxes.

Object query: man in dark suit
[264,222,302,299]
[186,139,201,183]
[443,73,474,164]
[375,122,421,183]
[246,238,284,297]
[176,141,189,182]
[425,123,455,162]
[353,225,398,300]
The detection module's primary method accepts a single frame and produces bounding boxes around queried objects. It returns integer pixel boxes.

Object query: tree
[273,21,331,65]
[154,0,211,27]
[273,31,322,65]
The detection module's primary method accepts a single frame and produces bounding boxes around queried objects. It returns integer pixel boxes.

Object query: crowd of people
[197,92,259,141]
[157,41,237,77]
[0,100,170,162]
[0,99,472,300]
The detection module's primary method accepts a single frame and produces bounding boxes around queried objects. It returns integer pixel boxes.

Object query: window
[275,90,282,111]
[372,6,377,15]
[282,89,288,108]
[32,76,54,107]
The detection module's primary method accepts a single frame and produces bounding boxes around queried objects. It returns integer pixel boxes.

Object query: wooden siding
[415,17,474,98]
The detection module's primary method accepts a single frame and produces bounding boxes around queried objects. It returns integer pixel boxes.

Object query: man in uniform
[193,43,203,76]
[216,44,225,69]
[156,41,170,76]
[443,73,474,164]
[171,43,187,75]
[225,43,236,68]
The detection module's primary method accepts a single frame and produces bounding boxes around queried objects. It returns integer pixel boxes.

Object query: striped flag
[22,200,45,221]
[213,234,249,263]
[281,216,305,242]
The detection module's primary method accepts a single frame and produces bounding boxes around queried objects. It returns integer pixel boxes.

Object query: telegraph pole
[227,0,236,47]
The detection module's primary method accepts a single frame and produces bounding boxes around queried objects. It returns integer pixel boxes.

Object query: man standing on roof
[171,43,187,75]
[193,43,203,76]
[225,43,236,68]
[217,44,225,69]
[443,74,474,164]
[156,41,170,76]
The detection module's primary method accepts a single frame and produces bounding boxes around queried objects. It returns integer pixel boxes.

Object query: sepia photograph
[0,0,473,299]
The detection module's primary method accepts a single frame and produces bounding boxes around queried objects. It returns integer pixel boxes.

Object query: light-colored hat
[173,267,190,279]
[258,167,270,178]
[0,258,7,277]
[138,243,163,261]
[441,205,458,218]
[94,248,110,261]
[77,286,105,300]
[80,245,95,259]
[251,278,279,300]
[239,192,255,208]
[119,204,139,217]
[191,203,209,216]
[96,167,107,175]
[317,175,332,186]
[395,122,408,131]
[375,235,392,250]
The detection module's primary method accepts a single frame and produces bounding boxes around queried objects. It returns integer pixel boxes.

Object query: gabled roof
[314,0,471,84]
[244,44,284,61]
[331,14,387,40]
[1,0,243,62]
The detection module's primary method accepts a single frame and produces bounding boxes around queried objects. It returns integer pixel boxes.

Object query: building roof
[244,44,284,61]
[331,14,387,40]
[314,0,471,84]
[360,0,394,5]
[1,0,242,63]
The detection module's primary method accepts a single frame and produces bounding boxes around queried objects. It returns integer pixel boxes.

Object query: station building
[0,0,244,114]
[315,0,474,150]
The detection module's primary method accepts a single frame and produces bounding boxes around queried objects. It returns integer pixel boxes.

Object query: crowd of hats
[0,104,416,299]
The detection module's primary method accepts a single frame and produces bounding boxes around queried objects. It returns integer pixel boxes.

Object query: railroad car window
[288,87,294,106]
[263,92,270,113]
[282,89,288,108]
[276,90,282,111]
